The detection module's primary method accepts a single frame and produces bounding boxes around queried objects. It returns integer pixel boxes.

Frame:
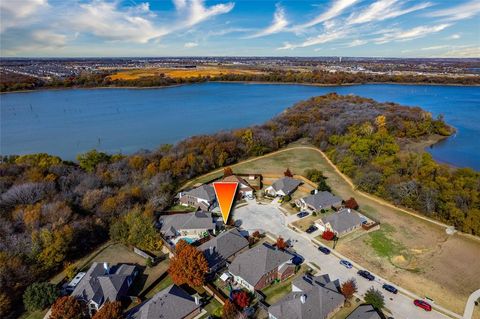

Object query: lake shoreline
[1,79,479,94]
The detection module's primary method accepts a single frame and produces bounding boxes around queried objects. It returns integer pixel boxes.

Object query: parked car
[318,246,331,254]
[382,284,398,294]
[414,300,432,311]
[339,260,353,269]
[297,211,309,218]
[306,225,318,234]
[357,270,375,281]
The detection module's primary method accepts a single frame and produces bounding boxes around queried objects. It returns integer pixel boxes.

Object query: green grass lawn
[364,224,404,258]
[202,297,223,318]
[145,275,174,298]
[20,309,48,319]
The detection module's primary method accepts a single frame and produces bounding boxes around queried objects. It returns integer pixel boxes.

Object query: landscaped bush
[322,230,335,241]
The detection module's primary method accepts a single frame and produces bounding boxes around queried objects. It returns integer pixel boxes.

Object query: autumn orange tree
[222,299,239,319]
[50,296,85,319]
[276,237,287,250]
[92,301,123,319]
[284,168,293,177]
[223,167,234,177]
[341,278,358,304]
[168,240,209,287]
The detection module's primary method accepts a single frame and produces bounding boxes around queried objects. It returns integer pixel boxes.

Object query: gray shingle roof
[198,228,249,269]
[270,177,302,195]
[128,284,200,319]
[184,184,216,201]
[269,274,344,319]
[159,211,216,237]
[320,208,362,234]
[302,191,342,211]
[72,262,136,306]
[346,304,382,319]
[228,244,293,287]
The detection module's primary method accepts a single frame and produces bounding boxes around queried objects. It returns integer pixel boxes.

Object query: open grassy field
[184,142,480,314]
[108,67,263,81]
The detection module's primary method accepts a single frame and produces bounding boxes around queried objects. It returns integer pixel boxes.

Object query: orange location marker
[213,182,238,224]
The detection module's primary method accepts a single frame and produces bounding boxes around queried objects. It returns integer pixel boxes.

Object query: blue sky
[1,0,479,57]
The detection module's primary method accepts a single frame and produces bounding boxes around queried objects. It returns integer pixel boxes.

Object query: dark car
[318,246,331,254]
[382,284,398,294]
[357,270,375,281]
[306,225,318,234]
[414,300,432,311]
[297,211,309,218]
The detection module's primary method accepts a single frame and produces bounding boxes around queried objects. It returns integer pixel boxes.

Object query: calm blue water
[1,83,479,169]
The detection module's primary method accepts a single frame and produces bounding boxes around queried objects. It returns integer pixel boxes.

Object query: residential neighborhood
[22,167,465,319]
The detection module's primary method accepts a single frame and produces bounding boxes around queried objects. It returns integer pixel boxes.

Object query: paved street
[233,199,456,319]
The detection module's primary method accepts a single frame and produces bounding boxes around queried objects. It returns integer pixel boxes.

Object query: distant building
[296,191,343,212]
[315,208,363,237]
[72,262,138,316]
[228,244,295,291]
[158,211,217,240]
[268,274,344,319]
[198,228,249,273]
[127,284,201,319]
[265,177,302,197]
[178,184,216,211]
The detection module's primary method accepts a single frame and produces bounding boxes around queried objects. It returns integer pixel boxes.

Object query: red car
[414,300,432,311]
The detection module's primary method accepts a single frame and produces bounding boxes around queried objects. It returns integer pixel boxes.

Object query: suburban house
[178,184,216,211]
[315,208,364,237]
[265,177,302,197]
[346,304,383,319]
[228,244,296,291]
[127,284,201,319]
[296,191,343,212]
[222,175,254,198]
[158,211,217,241]
[198,228,250,273]
[268,274,344,319]
[72,262,138,316]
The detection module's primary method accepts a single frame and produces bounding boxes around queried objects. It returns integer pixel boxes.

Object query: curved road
[463,289,480,319]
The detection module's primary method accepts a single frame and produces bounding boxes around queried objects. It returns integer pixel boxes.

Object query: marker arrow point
[213,182,238,224]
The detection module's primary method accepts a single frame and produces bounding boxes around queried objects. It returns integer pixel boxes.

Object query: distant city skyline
[1,0,479,58]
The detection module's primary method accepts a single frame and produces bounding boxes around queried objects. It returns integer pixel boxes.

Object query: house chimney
[194,295,201,305]
[300,294,307,304]
[209,246,214,254]
[103,262,109,274]
[348,208,351,213]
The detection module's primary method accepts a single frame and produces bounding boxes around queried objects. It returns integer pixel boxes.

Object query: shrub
[23,282,59,311]
[322,230,335,240]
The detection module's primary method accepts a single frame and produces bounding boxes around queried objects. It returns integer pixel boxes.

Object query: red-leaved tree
[341,279,358,300]
[92,301,123,319]
[168,240,209,287]
[322,230,335,241]
[284,168,293,177]
[276,237,287,250]
[233,291,250,309]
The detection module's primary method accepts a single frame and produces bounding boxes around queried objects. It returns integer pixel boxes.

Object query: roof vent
[300,294,307,304]
[103,262,109,274]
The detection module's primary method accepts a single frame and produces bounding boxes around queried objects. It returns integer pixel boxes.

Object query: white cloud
[375,23,451,44]
[248,4,288,38]
[179,0,235,27]
[427,1,480,21]
[293,0,359,30]
[439,46,480,57]
[70,1,168,43]
[347,0,432,25]
[184,41,198,48]
[448,33,461,40]
[348,39,368,47]
[0,0,48,32]
[278,29,349,50]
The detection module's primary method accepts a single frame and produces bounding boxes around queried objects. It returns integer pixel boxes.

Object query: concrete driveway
[233,200,457,319]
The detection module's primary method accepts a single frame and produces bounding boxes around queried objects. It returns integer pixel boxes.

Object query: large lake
[1,83,479,169]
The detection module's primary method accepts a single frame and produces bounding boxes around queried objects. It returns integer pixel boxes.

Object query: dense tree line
[2,68,479,92]
[1,93,478,318]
